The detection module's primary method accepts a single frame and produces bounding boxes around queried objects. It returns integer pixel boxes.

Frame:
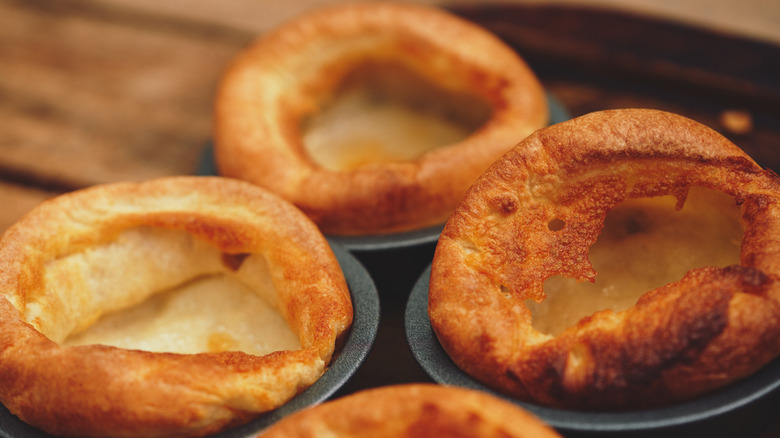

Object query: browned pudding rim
[407,264,780,433]
[0,242,379,438]
[213,2,549,236]
[427,108,780,411]
[0,176,357,437]
[205,94,568,250]
[259,383,563,437]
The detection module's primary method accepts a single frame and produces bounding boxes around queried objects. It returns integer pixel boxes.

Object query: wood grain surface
[2,0,778,233]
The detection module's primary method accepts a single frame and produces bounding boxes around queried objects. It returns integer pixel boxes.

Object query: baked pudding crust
[428,109,780,410]
[0,176,352,437]
[529,187,743,337]
[214,2,548,235]
[260,384,562,438]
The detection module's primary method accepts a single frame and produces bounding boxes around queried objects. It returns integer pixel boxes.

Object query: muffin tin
[0,243,379,438]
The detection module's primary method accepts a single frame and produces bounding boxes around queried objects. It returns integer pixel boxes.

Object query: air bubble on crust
[490,195,518,216]
[547,218,565,231]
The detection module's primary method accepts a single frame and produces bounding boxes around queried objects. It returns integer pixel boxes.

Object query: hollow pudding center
[31,227,300,355]
[529,187,743,336]
[301,62,492,171]
[62,275,299,355]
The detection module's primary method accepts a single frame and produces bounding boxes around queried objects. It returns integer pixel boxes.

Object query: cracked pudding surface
[428,109,780,410]
[0,176,352,437]
[214,2,548,235]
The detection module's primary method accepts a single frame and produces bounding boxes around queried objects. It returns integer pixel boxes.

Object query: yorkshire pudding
[0,176,352,437]
[214,2,548,235]
[428,109,780,410]
[259,384,562,437]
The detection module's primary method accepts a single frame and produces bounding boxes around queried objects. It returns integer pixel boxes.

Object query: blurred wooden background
[1,0,779,232]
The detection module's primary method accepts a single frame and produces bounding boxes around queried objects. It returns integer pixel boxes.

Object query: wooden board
[0,0,251,191]
[0,182,57,234]
[449,3,780,172]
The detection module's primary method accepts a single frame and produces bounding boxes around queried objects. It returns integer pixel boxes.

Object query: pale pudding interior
[26,227,300,355]
[301,62,492,171]
[528,186,743,336]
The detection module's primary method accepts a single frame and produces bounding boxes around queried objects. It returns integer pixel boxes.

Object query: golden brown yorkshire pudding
[214,2,548,236]
[428,109,780,410]
[258,384,562,437]
[0,176,352,437]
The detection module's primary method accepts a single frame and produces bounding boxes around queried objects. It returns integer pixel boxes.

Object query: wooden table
[2,0,779,233]
[0,0,780,226]
[1,0,779,437]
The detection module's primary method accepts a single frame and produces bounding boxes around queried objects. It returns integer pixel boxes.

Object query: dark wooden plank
[450,3,780,172]
[450,3,780,106]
